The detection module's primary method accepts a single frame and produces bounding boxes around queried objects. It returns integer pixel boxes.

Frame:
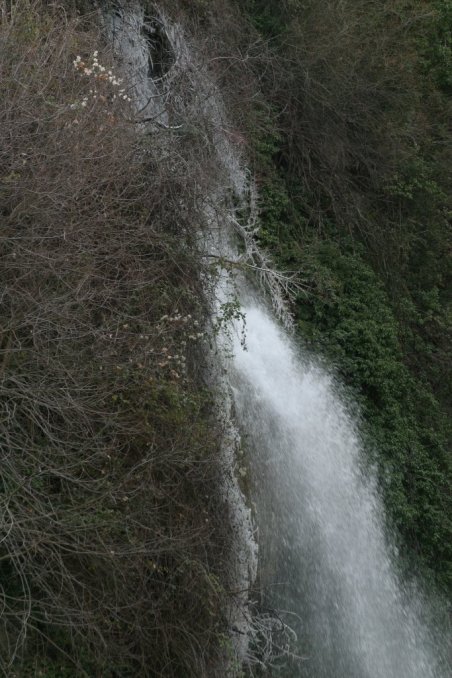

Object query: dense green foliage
[238,0,451,594]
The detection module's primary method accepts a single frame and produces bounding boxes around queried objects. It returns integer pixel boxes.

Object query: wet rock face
[103,2,173,125]
[102,3,258,674]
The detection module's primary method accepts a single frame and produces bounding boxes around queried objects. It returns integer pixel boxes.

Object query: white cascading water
[106,4,449,674]
[225,291,448,677]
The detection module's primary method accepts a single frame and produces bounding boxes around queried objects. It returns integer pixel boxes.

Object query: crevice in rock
[142,16,175,79]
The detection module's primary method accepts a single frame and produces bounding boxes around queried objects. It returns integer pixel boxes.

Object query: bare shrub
[0,2,233,675]
[240,0,442,267]
[190,0,434,265]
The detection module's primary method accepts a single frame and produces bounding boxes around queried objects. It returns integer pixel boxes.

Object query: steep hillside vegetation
[0,0,450,675]
[0,2,235,675]
[232,0,452,595]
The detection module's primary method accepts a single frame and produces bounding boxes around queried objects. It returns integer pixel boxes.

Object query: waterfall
[105,3,449,674]
[224,292,448,677]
